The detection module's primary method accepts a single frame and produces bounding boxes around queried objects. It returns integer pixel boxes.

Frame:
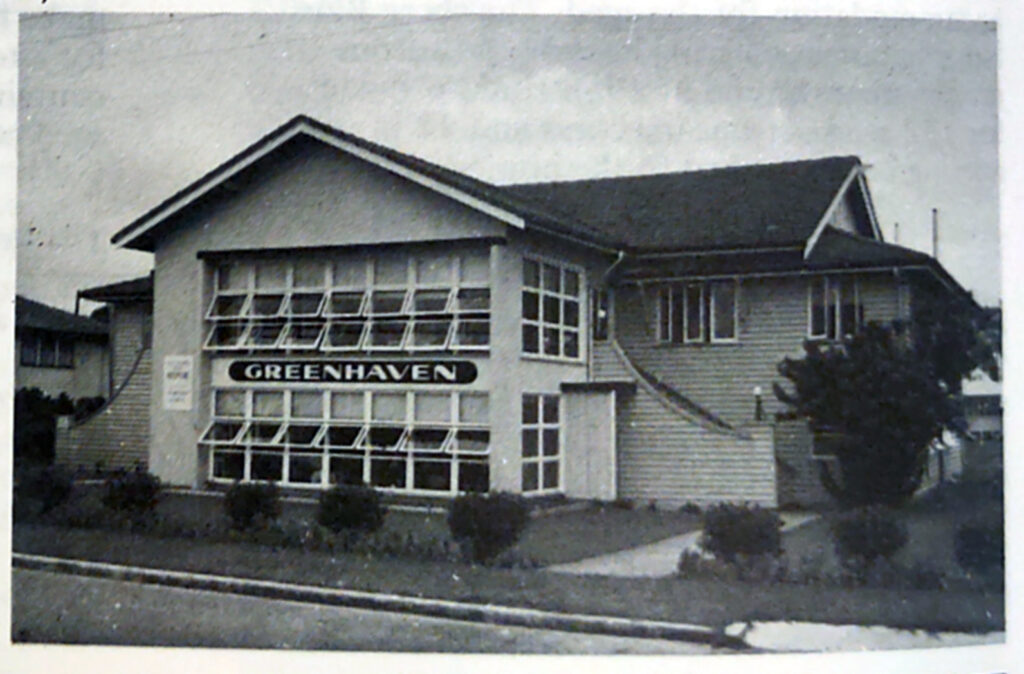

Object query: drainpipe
[601,249,627,286]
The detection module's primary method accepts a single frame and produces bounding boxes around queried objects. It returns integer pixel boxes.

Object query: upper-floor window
[204,250,490,353]
[808,276,863,340]
[656,279,738,344]
[522,258,582,360]
[20,331,74,368]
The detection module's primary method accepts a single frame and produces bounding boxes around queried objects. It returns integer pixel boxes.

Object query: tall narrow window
[522,258,582,360]
[657,279,738,344]
[809,276,862,340]
[521,393,561,493]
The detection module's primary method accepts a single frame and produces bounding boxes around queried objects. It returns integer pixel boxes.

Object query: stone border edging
[12,552,748,650]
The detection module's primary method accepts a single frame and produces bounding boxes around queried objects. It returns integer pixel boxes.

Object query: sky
[15,13,1001,310]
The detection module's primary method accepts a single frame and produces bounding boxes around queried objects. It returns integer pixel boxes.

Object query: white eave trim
[115,120,525,250]
[855,172,883,240]
[802,165,861,260]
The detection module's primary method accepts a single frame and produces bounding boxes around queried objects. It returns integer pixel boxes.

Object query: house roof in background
[79,273,154,302]
[15,295,108,336]
[504,156,861,251]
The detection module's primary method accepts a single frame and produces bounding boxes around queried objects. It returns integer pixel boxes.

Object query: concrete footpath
[547,512,819,577]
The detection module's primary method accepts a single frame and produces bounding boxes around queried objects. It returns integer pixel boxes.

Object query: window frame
[807,275,862,341]
[521,256,584,362]
[520,393,562,494]
[656,279,739,345]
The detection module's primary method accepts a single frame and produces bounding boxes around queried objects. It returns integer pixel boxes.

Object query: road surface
[11,568,716,654]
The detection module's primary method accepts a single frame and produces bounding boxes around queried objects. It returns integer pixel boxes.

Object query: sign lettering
[228,360,476,385]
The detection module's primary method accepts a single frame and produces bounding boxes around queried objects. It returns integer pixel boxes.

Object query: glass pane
[542,296,560,324]
[244,422,282,442]
[413,288,450,313]
[542,428,560,456]
[455,430,489,453]
[543,327,560,356]
[460,252,490,285]
[289,292,324,316]
[417,254,452,285]
[414,460,451,491]
[291,391,322,419]
[409,428,449,451]
[368,320,407,347]
[712,281,736,340]
[523,259,540,287]
[212,295,247,317]
[330,456,364,486]
[542,264,561,293]
[326,425,362,448]
[458,461,489,493]
[410,320,451,348]
[218,263,248,291]
[286,424,321,446]
[522,324,539,353]
[254,260,287,289]
[456,288,490,312]
[543,460,560,489]
[253,391,284,418]
[251,294,284,317]
[56,340,74,367]
[564,299,579,327]
[281,322,324,348]
[328,291,364,316]
[246,321,285,347]
[212,451,245,480]
[371,457,406,488]
[326,321,365,348]
[370,291,406,315]
[522,291,539,321]
[292,259,325,288]
[331,392,363,420]
[288,455,321,484]
[685,284,703,341]
[522,429,538,457]
[215,390,246,417]
[415,393,450,423]
[250,453,283,481]
[658,288,671,341]
[459,394,488,425]
[811,279,827,336]
[19,335,37,366]
[455,320,489,347]
[332,259,366,287]
[202,421,244,443]
[564,270,580,296]
[522,462,539,492]
[542,395,559,423]
[208,323,246,348]
[564,331,579,358]
[374,255,407,286]
[522,394,539,424]
[372,393,406,422]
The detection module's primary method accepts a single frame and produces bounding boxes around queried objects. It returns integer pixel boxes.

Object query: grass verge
[12,523,1003,633]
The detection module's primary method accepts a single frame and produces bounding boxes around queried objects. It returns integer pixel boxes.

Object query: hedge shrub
[102,469,161,515]
[224,482,281,530]
[447,492,529,564]
[954,522,1003,576]
[14,463,74,519]
[700,504,782,562]
[830,506,908,573]
[317,484,386,535]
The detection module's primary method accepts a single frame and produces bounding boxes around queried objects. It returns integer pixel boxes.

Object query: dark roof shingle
[16,296,108,336]
[504,156,860,251]
[79,273,154,302]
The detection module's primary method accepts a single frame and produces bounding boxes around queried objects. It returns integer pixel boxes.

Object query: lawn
[12,523,1003,633]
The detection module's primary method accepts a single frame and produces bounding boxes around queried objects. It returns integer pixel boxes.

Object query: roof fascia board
[631,245,803,259]
[115,121,526,250]
[622,263,940,285]
[802,165,862,260]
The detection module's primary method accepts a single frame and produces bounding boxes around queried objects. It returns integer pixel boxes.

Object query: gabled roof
[505,156,861,251]
[79,273,153,303]
[15,295,108,336]
[111,115,614,252]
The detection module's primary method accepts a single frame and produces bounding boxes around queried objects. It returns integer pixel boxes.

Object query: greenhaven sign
[228,360,477,385]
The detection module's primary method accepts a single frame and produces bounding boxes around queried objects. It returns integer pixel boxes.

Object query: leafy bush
[102,469,161,515]
[679,502,703,516]
[700,504,782,562]
[954,522,1003,576]
[14,463,74,519]
[830,506,908,574]
[317,484,386,535]
[447,492,529,564]
[224,482,281,531]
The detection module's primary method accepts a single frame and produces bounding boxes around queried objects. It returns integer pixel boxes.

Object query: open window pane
[455,429,489,453]
[410,320,451,349]
[206,323,248,349]
[246,321,285,348]
[408,428,450,452]
[210,294,248,318]
[288,292,325,316]
[325,321,366,349]
[285,423,322,447]
[456,288,490,313]
[325,425,363,449]
[250,294,285,317]
[201,421,245,444]
[327,291,365,316]
[454,320,489,348]
[413,288,451,313]
[370,291,406,315]
[367,320,408,348]
[280,322,324,349]
[243,422,283,443]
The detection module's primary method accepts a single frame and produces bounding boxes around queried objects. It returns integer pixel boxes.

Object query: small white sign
[163,355,194,411]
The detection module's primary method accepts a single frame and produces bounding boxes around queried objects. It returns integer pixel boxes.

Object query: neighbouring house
[15,295,109,399]
[960,369,1002,481]
[53,274,154,472]
[84,115,976,507]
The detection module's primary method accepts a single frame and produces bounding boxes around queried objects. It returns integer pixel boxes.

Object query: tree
[774,284,996,507]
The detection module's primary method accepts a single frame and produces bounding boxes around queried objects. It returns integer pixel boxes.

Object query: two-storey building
[90,115,973,507]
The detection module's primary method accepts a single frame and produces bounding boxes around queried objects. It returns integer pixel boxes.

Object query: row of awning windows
[207,287,491,320]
